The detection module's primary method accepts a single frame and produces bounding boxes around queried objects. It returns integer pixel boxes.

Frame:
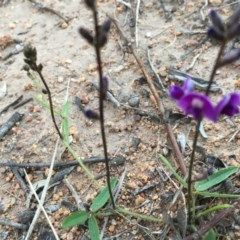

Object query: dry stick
[0,112,24,140]
[24,137,60,240]
[111,19,186,175]
[0,95,23,114]
[0,157,114,168]
[63,178,85,210]
[146,48,165,91]
[0,218,27,230]
[28,0,68,23]
[24,169,60,240]
[135,0,141,48]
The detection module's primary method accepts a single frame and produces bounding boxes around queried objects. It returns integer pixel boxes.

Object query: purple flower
[169,77,194,100]
[178,93,217,121]
[216,93,240,117]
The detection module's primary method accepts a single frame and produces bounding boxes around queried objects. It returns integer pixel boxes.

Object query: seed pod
[79,27,94,45]
[84,109,99,120]
[207,27,225,42]
[101,19,111,33]
[84,0,95,9]
[218,48,240,67]
[209,9,225,33]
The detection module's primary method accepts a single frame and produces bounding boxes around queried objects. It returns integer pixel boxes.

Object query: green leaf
[90,177,117,212]
[61,210,89,229]
[158,154,187,188]
[202,228,216,240]
[61,101,70,143]
[195,166,238,191]
[88,215,100,240]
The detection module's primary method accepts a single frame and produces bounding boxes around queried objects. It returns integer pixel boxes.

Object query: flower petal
[179,93,217,121]
[169,85,184,100]
[216,93,240,117]
[182,77,194,93]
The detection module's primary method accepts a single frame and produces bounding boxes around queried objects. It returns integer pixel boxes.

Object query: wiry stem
[187,42,226,224]
[187,119,201,224]
[36,66,63,140]
[92,6,115,208]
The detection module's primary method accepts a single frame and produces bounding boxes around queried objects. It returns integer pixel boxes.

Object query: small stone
[80,92,89,104]
[158,66,167,77]
[23,83,33,91]
[69,126,78,135]
[60,21,68,29]
[128,95,140,107]
[45,168,55,177]
[9,22,16,29]
[25,115,33,123]
[152,194,158,200]
[109,225,115,232]
[58,76,64,83]
[126,182,138,189]
[16,142,24,150]
[135,195,145,206]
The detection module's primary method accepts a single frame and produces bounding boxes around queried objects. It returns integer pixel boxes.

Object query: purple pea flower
[216,93,240,117]
[178,93,217,122]
[170,77,194,100]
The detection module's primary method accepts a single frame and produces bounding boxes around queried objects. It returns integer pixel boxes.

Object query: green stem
[194,191,240,198]
[116,207,162,222]
[195,204,231,220]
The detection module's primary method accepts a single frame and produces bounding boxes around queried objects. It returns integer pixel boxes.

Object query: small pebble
[128,95,140,107]
[135,195,145,206]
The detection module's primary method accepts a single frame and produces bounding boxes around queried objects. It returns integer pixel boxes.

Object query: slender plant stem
[205,43,226,96]
[92,6,115,208]
[37,67,63,139]
[187,119,201,224]
[187,42,226,224]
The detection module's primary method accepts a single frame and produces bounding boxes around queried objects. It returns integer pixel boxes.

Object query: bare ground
[1,0,240,239]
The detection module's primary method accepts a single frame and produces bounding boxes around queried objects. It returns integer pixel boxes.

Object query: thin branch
[24,136,60,239]
[135,0,141,48]
[24,169,60,240]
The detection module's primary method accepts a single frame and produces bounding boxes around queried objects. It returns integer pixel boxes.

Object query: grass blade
[90,177,117,212]
[61,210,89,229]
[88,215,100,240]
[158,154,187,188]
[195,166,238,191]
[61,100,70,143]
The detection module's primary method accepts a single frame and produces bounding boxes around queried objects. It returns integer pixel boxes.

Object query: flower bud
[207,27,225,42]
[209,9,225,33]
[218,48,240,67]
[79,27,94,45]
[101,19,111,33]
[84,109,99,119]
[84,0,95,9]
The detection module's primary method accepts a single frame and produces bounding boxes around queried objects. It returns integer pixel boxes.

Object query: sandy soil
[1,0,240,239]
